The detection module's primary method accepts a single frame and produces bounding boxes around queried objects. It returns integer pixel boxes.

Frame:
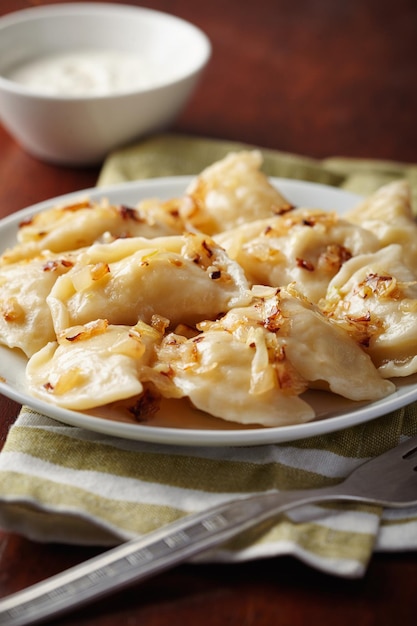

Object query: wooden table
[1,1,417,624]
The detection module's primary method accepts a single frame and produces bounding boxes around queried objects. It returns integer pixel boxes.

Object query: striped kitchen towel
[0,405,417,578]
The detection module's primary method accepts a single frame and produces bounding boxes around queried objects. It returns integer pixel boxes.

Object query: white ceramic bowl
[0,3,211,165]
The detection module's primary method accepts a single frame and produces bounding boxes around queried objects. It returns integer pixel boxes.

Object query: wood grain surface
[1,1,417,624]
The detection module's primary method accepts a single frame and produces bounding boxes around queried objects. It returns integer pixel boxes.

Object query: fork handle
[0,486,349,626]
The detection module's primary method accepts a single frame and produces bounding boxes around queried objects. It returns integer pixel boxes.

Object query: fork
[1,435,417,626]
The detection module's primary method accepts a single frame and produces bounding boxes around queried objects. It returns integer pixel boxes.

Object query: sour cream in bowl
[5,49,163,97]
[0,3,211,165]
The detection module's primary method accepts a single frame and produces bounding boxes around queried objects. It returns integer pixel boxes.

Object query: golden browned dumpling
[26,320,163,410]
[215,208,380,302]
[154,287,394,427]
[0,251,78,356]
[179,150,291,234]
[0,197,185,266]
[47,233,251,334]
[320,244,417,378]
[345,180,417,268]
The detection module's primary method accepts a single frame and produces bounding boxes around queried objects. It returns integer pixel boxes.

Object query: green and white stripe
[0,406,416,578]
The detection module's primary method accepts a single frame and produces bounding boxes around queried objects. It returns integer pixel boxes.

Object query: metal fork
[1,435,417,626]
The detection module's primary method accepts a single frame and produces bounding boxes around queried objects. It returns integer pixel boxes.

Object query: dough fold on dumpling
[320,244,417,377]
[215,208,380,302]
[26,319,163,410]
[154,287,394,427]
[47,233,251,335]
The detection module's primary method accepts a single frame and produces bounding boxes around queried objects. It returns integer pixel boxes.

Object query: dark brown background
[1,1,417,624]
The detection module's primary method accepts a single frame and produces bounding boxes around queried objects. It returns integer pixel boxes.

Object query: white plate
[1,177,416,447]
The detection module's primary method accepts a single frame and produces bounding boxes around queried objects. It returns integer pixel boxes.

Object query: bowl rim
[0,2,212,102]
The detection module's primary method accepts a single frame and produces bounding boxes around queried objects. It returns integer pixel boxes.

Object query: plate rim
[1,175,415,447]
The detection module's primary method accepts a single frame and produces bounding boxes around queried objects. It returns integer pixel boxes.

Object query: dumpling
[180,150,291,234]
[215,208,380,302]
[0,197,185,266]
[344,180,417,268]
[154,286,394,427]
[275,287,395,399]
[47,233,251,335]
[26,319,163,410]
[0,251,78,357]
[320,244,417,377]
[156,322,314,428]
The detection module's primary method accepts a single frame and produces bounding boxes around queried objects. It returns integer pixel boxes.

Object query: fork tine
[342,434,417,506]
[402,439,417,461]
